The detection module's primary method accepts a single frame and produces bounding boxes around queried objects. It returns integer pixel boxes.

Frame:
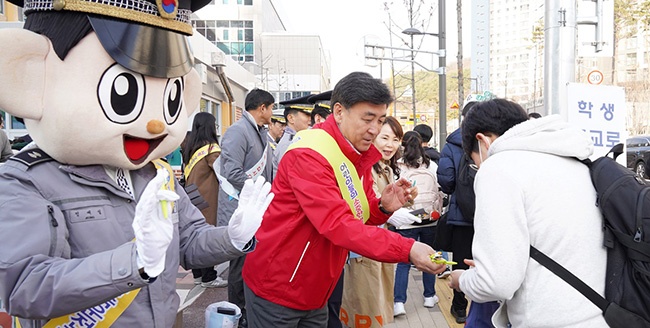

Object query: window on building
[0,1,4,16]
[11,116,25,129]
[222,0,228,3]
[627,69,637,81]
[193,19,254,62]
[244,0,252,4]
[627,53,637,66]
[200,99,223,138]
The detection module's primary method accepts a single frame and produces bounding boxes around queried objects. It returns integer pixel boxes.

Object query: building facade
[192,0,286,64]
[193,0,331,100]
[259,33,331,102]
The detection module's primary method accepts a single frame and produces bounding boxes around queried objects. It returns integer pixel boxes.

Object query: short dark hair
[331,72,393,109]
[24,11,94,60]
[461,98,528,158]
[413,124,433,143]
[461,102,477,116]
[310,107,330,125]
[528,112,542,119]
[245,88,275,111]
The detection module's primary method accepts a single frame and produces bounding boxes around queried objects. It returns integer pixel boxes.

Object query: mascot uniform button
[118,268,127,276]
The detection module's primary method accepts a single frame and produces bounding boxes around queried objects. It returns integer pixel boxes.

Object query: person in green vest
[242,72,446,327]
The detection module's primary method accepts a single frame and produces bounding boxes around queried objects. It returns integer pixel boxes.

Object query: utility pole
[408,0,417,126]
[385,3,397,116]
[411,34,417,126]
[456,0,464,126]
[544,0,577,118]
[439,0,447,148]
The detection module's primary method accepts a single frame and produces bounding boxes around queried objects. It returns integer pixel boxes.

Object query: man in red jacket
[243,72,445,327]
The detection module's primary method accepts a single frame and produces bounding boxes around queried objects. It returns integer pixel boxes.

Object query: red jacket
[242,116,415,311]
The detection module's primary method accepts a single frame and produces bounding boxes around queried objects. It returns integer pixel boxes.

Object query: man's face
[259,103,275,125]
[269,121,286,139]
[334,101,387,152]
[290,111,311,132]
[313,114,327,125]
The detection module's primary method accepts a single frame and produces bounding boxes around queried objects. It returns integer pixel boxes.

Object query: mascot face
[0,30,201,169]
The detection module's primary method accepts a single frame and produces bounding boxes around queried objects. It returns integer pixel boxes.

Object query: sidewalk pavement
[176,263,463,328]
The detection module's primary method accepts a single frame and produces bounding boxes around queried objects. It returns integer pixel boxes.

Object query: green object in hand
[429,252,457,265]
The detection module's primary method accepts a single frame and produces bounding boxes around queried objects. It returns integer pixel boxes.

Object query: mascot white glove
[228,177,274,250]
[132,169,179,277]
[387,208,422,228]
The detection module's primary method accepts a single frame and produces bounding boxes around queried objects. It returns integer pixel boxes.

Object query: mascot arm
[0,169,147,318]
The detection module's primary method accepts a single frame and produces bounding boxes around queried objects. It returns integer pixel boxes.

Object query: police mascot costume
[0,0,273,325]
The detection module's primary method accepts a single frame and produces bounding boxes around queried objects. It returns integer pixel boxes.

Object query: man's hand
[133,169,179,277]
[228,177,274,250]
[387,208,422,228]
[408,241,446,274]
[381,178,416,213]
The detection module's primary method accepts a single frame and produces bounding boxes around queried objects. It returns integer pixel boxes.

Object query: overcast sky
[273,0,472,85]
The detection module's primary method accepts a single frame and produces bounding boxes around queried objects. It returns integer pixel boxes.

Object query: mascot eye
[97,64,145,124]
[163,77,184,125]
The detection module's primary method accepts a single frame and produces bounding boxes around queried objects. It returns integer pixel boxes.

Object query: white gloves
[387,208,422,228]
[133,169,179,277]
[228,177,274,250]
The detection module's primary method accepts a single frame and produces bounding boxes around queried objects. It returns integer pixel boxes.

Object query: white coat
[459,115,608,328]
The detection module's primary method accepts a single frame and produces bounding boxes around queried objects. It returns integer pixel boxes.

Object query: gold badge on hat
[156,0,179,19]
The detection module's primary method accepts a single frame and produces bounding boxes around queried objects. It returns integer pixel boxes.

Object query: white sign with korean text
[566,83,627,160]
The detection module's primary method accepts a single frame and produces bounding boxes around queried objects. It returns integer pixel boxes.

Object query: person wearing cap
[267,113,287,149]
[215,88,276,327]
[273,95,313,175]
[242,72,446,327]
[308,90,333,127]
[437,93,499,324]
[0,1,274,326]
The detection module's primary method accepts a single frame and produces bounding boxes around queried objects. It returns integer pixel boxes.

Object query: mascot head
[0,0,209,169]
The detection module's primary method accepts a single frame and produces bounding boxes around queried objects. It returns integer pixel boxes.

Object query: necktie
[116,168,134,199]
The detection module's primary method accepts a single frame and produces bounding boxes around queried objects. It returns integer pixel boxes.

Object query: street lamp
[402,20,447,148]
[402,28,439,38]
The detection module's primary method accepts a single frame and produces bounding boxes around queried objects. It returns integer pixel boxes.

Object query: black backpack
[530,145,650,328]
[455,153,477,222]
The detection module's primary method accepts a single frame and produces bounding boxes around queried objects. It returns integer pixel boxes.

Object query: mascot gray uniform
[0,0,274,326]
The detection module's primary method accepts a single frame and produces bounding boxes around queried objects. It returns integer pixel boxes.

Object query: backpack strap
[529,245,609,312]
[607,143,624,160]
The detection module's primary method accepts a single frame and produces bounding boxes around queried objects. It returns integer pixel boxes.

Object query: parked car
[626,135,650,179]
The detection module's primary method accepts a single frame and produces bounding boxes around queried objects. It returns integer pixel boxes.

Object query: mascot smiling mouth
[123,134,166,165]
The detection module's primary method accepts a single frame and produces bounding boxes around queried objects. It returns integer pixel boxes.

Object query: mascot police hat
[7,0,210,78]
